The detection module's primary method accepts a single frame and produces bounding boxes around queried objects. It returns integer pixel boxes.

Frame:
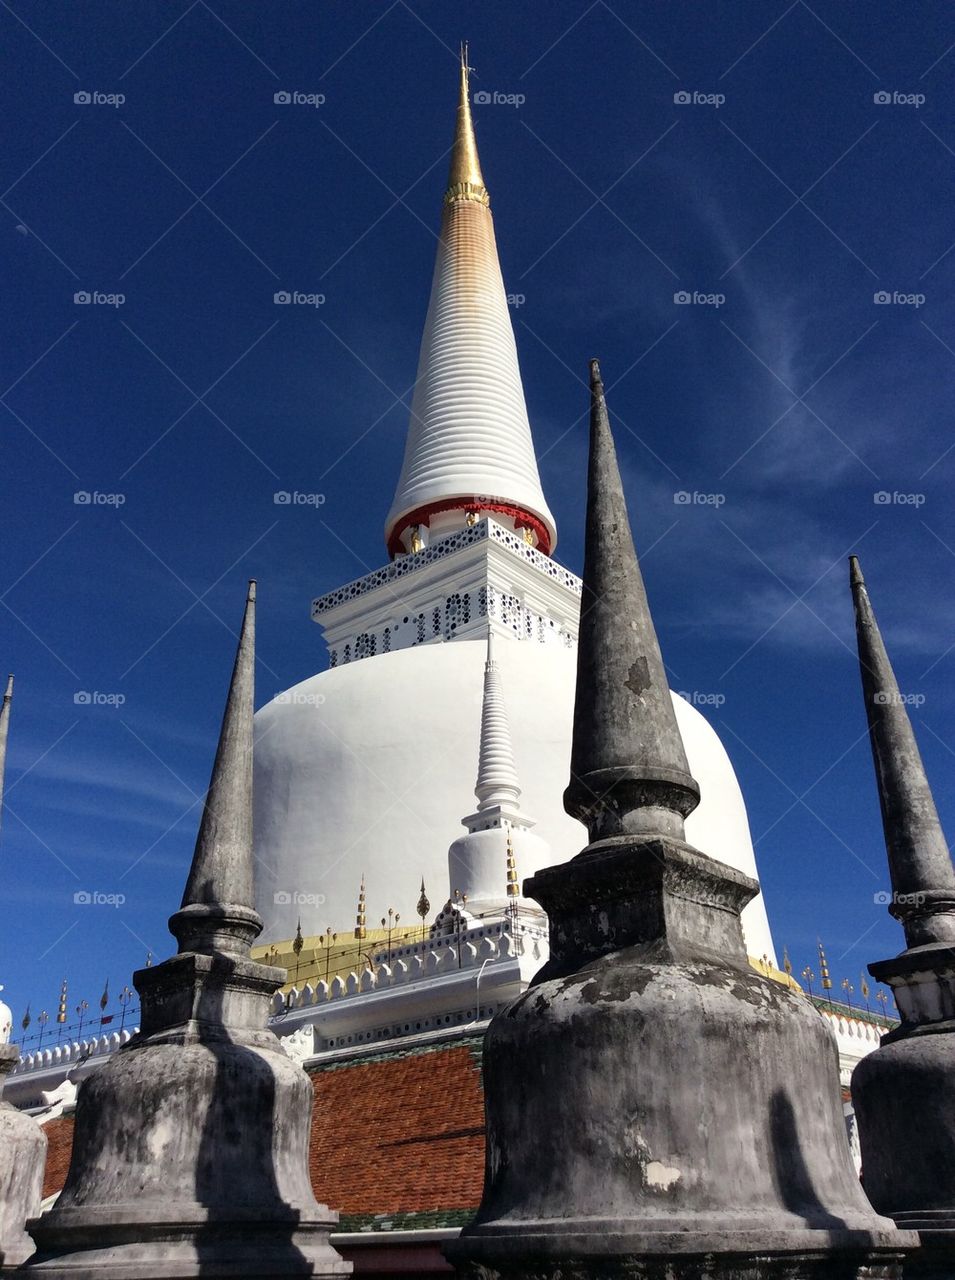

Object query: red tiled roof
[40,1037,487,1226]
[41,1115,76,1200]
[309,1040,485,1221]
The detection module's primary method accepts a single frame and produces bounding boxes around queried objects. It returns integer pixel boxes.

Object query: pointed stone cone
[446,366,916,1280]
[0,674,13,831]
[850,559,955,1259]
[24,582,350,1278]
[850,556,955,948]
[169,581,262,957]
[564,360,699,842]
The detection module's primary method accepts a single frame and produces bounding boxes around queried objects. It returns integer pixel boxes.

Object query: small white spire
[474,630,521,814]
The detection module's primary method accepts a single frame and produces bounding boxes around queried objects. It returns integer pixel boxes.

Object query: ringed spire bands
[384,51,557,560]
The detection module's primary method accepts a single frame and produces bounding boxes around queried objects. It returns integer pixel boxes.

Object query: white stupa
[253,53,777,967]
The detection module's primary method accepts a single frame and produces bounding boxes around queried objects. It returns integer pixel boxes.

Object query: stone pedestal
[0,1043,46,1270]
[447,838,916,1279]
[24,953,350,1278]
[852,946,955,1278]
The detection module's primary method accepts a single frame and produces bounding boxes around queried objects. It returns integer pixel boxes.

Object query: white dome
[0,990,12,1046]
[253,637,776,963]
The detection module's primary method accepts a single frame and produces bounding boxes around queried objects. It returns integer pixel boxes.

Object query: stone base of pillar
[0,1043,46,1269]
[448,839,917,1280]
[20,1214,349,1279]
[22,953,351,1279]
[448,1238,909,1279]
[853,1021,955,1272]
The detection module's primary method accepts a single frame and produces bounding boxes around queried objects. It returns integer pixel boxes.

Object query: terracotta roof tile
[41,1115,76,1200]
[39,1036,488,1225]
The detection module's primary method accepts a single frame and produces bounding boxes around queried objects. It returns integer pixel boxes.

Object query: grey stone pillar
[0,1043,46,1269]
[446,364,915,1280]
[848,557,955,1279]
[23,584,350,1279]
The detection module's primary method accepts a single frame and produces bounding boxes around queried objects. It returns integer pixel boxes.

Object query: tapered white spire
[448,634,551,909]
[475,630,521,813]
[385,50,557,559]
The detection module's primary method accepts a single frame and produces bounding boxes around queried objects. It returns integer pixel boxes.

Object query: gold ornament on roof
[355,875,367,941]
[506,831,519,898]
[56,979,67,1025]
[817,939,832,991]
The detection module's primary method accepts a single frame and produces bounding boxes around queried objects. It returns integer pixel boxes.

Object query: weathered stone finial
[25,583,349,1278]
[564,359,699,843]
[850,559,955,1269]
[448,364,914,1280]
[849,555,955,947]
[169,580,260,958]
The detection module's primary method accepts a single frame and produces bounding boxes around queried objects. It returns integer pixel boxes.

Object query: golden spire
[354,875,366,941]
[506,830,519,898]
[445,43,489,207]
[817,939,832,992]
[56,978,67,1025]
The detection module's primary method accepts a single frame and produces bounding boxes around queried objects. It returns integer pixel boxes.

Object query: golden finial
[782,946,793,977]
[817,939,832,991]
[56,978,67,1025]
[99,979,109,1014]
[410,525,424,553]
[417,877,430,921]
[292,919,304,958]
[21,1004,31,1032]
[445,43,489,207]
[355,875,367,941]
[506,830,519,898]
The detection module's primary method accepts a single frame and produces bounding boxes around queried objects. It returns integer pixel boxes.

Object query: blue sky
[2,0,953,1039]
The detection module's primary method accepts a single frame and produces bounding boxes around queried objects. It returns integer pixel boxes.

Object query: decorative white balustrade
[271,930,531,1016]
